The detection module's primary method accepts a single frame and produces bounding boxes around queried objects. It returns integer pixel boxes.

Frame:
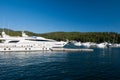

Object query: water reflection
[0,48,120,80]
[0,51,68,67]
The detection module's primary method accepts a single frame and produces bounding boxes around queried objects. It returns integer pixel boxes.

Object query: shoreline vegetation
[0,28,120,43]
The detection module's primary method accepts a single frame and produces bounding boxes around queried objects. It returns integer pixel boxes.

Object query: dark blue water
[0,48,120,80]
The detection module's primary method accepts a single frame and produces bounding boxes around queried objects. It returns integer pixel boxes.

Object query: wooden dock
[50,48,94,52]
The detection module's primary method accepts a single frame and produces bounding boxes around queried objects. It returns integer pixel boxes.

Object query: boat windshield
[8,41,19,43]
[25,39,55,42]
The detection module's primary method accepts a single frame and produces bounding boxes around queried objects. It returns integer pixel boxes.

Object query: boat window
[55,44,61,45]
[25,39,54,42]
[9,41,19,43]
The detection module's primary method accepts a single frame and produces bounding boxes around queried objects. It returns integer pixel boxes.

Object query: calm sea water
[0,48,120,80]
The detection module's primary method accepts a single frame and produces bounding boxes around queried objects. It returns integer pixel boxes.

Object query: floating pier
[50,48,94,52]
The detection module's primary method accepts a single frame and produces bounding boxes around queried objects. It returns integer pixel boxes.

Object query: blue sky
[0,0,120,33]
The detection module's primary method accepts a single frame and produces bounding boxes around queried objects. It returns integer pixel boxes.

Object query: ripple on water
[0,48,120,80]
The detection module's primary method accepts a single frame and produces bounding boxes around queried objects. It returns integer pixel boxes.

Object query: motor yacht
[96,42,108,48]
[70,41,82,46]
[0,31,68,51]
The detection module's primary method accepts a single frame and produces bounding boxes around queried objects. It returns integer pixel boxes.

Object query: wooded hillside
[0,28,120,43]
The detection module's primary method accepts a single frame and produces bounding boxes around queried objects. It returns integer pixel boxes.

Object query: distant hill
[0,28,38,36]
[0,28,120,43]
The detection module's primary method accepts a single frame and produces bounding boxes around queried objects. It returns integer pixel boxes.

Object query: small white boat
[82,42,92,48]
[110,43,120,48]
[72,41,82,46]
[96,42,108,48]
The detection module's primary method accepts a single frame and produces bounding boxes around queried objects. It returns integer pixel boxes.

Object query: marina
[0,31,120,52]
[0,0,120,79]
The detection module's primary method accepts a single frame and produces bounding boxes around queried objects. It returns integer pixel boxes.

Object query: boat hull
[0,47,50,52]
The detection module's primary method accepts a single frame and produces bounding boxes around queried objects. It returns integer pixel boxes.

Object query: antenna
[22,30,28,37]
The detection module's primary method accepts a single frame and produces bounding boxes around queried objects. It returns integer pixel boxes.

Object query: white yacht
[81,42,97,48]
[82,42,91,48]
[0,31,68,51]
[96,42,108,48]
[71,41,82,46]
